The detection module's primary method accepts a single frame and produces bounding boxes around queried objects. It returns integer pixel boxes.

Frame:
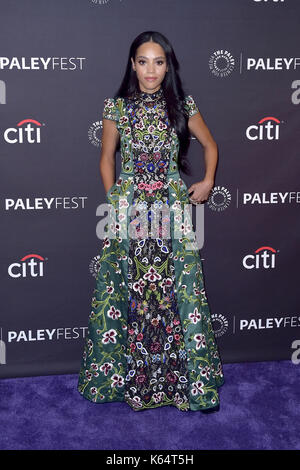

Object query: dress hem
[77,378,225,412]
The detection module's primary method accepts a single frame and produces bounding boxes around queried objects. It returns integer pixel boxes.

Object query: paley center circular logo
[209,50,235,77]
[89,255,102,278]
[211,313,228,337]
[207,186,231,211]
[88,119,103,148]
[91,0,110,5]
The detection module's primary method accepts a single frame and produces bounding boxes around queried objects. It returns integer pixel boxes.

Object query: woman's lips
[145,77,157,81]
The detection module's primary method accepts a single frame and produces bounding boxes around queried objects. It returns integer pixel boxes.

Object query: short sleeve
[184,95,200,118]
[102,97,119,122]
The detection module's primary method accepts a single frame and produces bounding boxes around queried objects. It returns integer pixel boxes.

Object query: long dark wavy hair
[113,31,194,175]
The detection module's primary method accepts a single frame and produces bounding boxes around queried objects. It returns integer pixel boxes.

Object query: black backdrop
[1,0,300,378]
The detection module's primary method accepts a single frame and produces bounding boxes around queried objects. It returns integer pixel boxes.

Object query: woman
[77,31,225,412]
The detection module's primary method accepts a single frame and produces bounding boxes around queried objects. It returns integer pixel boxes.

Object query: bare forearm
[99,155,116,194]
[203,143,218,184]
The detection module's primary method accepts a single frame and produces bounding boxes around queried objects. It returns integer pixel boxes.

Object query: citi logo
[8,254,47,278]
[4,119,43,144]
[242,246,278,270]
[246,116,282,140]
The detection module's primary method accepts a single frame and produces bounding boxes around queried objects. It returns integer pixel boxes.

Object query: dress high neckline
[137,86,164,102]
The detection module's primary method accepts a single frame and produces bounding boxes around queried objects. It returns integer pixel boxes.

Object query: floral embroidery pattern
[77,87,225,412]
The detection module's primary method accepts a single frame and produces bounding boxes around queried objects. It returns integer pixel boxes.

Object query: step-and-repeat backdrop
[1,0,299,378]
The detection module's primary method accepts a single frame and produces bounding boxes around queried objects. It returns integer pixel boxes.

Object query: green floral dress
[77,86,225,412]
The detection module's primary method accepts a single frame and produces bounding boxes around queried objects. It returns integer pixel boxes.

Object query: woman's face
[131,41,168,93]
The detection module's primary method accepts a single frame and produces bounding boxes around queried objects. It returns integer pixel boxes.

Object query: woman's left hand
[187,179,214,204]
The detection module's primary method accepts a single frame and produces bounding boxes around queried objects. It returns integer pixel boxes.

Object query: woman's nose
[147,63,155,73]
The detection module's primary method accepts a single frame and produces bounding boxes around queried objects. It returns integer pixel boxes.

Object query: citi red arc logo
[8,253,46,278]
[246,116,281,140]
[4,119,43,144]
[242,246,278,269]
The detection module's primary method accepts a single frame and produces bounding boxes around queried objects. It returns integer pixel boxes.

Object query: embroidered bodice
[102,89,200,178]
[125,86,173,186]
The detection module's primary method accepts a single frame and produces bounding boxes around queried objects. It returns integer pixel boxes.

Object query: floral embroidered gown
[77,86,225,412]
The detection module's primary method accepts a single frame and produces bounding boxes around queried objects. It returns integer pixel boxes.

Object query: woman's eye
[137,60,165,65]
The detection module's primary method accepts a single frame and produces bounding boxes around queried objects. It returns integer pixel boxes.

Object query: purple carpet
[0,359,299,450]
